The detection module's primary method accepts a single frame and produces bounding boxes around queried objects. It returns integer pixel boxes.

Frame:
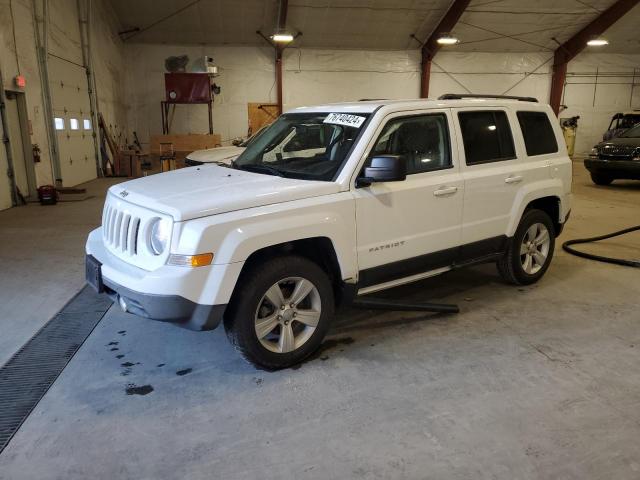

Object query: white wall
[91,0,128,144]
[0,0,56,191]
[125,45,276,147]
[562,54,640,155]
[431,52,640,155]
[126,45,639,156]
[0,0,126,204]
[126,45,422,147]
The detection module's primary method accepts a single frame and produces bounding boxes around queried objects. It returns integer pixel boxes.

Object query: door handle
[505,175,523,184]
[433,186,458,197]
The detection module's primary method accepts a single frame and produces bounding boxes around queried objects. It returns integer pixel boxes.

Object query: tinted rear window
[458,111,515,165]
[517,111,558,156]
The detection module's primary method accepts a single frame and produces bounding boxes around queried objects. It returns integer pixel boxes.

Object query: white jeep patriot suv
[86,94,572,369]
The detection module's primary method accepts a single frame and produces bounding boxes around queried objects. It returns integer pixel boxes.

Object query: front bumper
[100,273,226,331]
[85,228,243,331]
[584,158,640,179]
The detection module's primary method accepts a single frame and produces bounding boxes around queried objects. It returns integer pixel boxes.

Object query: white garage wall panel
[562,54,640,155]
[0,0,56,187]
[125,45,639,156]
[47,0,97,186]
[283,49,421,107]
[91,0,128,144]
[125,45,276,146]
[125,46,421,146]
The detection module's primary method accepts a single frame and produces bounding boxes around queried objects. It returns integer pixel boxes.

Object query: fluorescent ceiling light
[587,38,609,46]
[272,32,294,43]
[437,34,459,45]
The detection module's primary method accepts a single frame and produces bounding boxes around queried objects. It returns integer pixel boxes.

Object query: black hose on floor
[562,225,640,268]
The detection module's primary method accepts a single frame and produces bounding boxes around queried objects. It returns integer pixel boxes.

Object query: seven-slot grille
[599,145,637,158]
[102,203,140,255]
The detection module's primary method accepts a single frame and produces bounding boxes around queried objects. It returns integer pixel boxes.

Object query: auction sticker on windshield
[323,113,366,128]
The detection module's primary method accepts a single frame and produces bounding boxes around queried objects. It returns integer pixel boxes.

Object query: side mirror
[358,155,406,186]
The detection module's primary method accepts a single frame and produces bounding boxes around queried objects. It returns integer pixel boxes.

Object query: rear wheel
[591,173,613,185]
[497,209,555,285]
[224,255,334,369]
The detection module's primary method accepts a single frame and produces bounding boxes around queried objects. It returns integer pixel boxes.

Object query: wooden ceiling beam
[550,0,639,114]
[420,0,472,98]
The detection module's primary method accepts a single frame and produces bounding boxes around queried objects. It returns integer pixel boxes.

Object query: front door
[353,110,463,288]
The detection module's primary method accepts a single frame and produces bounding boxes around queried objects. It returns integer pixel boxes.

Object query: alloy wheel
[254,277,322,354]
[520,222,551,274]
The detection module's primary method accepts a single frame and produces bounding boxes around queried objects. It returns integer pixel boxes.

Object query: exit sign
[14,75,26,88]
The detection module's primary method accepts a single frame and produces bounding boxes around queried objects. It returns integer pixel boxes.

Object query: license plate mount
[85,255,104,293]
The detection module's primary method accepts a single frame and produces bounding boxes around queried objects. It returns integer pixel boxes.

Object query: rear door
[454,107,525,257]
[353,109,464,287]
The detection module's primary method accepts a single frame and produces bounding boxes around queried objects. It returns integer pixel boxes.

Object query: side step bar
[352,297,459,314]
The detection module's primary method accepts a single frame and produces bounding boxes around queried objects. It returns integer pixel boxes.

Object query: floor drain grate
[0,286,112,454]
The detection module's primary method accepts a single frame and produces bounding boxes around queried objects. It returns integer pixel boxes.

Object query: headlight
[590,147,599,157]
[149,218,171,255]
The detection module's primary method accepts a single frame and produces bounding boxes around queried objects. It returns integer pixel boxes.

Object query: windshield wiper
[236,164,285,177]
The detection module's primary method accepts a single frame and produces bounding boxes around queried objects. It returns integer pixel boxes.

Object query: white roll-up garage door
[48,55,96,187]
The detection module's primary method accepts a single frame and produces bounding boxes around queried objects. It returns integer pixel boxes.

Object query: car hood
[186,146,245,163]
[597,136,640,148]
[109,165,341,221]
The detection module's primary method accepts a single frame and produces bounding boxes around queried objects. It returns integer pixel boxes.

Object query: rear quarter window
[517,111,558,156]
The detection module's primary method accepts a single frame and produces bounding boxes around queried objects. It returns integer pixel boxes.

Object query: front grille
[100,193,172,271]
[102,204,140,255]
[599,145,637,158]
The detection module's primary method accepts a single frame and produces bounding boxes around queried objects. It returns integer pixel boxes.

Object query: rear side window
[458,111,515,165]
[517,111,558,156]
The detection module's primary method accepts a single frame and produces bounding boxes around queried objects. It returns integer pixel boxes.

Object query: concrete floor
[0,166,639,479]
[0,178,123,367]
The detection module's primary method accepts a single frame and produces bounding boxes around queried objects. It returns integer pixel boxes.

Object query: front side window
[517,111,558,156]
[458,110,515,165]
[234,112,369,181]
[369,113,451,174]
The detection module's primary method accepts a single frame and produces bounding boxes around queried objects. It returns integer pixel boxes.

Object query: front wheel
[591,173,613,185]
[224,255,334,369]
[497,209,555,285]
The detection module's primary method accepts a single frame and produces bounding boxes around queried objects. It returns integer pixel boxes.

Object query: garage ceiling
[111,0,640,53]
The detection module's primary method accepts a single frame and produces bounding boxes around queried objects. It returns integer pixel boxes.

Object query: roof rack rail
[438,93,538,103]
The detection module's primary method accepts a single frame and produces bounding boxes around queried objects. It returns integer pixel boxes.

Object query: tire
[591,173,613,186]
[497,209,556,285]
[224,255,335,370]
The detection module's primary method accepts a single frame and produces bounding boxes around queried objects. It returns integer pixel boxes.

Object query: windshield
[239,125,268,147]
[620,123,640,138]
[233,112,369,181]
[618,115,640,129]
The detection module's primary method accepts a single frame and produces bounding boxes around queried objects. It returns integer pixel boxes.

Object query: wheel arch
[525,196,562,236]
[233,237,353,308]
[507,181,565,237]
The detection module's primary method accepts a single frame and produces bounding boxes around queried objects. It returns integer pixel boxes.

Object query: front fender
[175,193,358,281]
